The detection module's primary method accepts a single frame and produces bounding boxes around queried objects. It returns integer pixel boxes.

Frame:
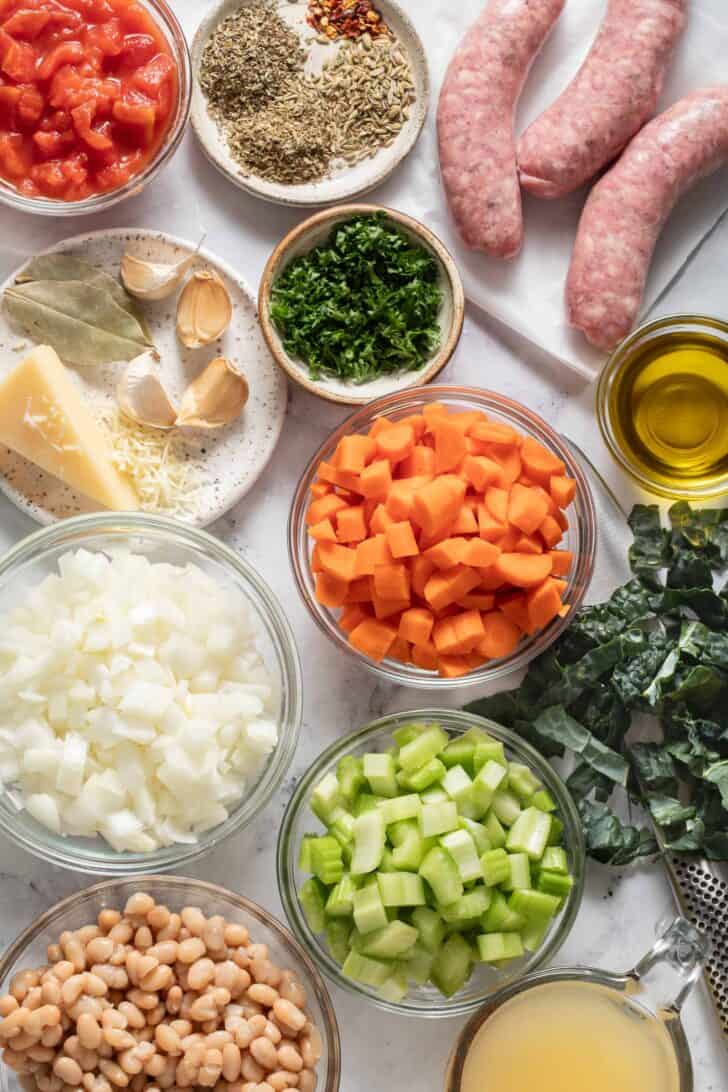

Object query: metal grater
[564,439,728,1040]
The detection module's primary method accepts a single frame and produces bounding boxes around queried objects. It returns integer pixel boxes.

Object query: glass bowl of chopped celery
[0,512,302,874]
[277,710,585,1017]
[288,385,597,688]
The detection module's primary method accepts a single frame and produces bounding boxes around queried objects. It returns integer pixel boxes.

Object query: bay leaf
[3,280,154,366]
[16,254,154,342]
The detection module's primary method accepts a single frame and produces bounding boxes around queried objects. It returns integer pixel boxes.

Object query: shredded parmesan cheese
[95,407,203,519]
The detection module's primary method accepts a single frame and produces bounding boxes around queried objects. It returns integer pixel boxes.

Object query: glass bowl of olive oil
[597,315,728,500]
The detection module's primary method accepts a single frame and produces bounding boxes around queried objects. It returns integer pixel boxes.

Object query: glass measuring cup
[445,918,710,1092]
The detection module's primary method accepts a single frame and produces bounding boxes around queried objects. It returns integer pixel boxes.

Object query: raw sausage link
[437,0,565,257]
[518,0,686,198]
[567,87,728,350]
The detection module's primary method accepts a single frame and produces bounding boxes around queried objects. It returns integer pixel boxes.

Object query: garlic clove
[117,351,179,430]
[120,252,195,302]
[176,270,233,349]
[176,357,249,429]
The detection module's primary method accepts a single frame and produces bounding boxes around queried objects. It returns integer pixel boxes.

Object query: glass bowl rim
[0,0,192,218]
[0,511,303,875]
[595,312,728,501]
[288,384,597,689]
[277,708,586,1019]
[0,875,341,1092]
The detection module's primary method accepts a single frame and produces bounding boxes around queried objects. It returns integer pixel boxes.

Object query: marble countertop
[0,1,726,1088]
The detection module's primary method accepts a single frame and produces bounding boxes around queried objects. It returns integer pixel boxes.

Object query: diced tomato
[1,37,38,82]
[2,10,50,39]
[85,18,122,55]
[0,130,29,175]
[119,31,154,66]
[71,97,111,149]
[131,51,173,95]
[30,155,67,192]
[0,83,20,125]
[95,146,140,189]
[33,125,73,155]
[112,93,153,143]
[37,39,83,79]
[16,84,43,123]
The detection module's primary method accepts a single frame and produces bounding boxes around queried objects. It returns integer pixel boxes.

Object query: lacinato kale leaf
[465,502,728,865]
[269,213,442,383]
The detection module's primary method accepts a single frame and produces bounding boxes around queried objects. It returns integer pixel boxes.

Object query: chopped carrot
[411,556,435,599]
[477,503,506,542]
[491,447,522,487]
[354,535,393,577]
[433,418,468,473]
[310,481,332,499]
[471,421,520,447]
[389,636,412,664]
[424,565,481,612]
[422,402,450,425]
[412,640,439,671]
[307,493,348,526]
[451,503,479,535]
[526,577,563,631]
[478,612,522,659]
[478,565,506,591]
[432,618,462,656]
[498,592,533,635]
[318,541,357,583]
[411,476,466,535]
[348,618,398,662]
[495,552,553,588]
[340,604,370,633]
[424,537,469,570]
[558,604,571,618]
[399,444,436,478]
[399,606,434,645]
[317,460,340,486]
[554,508,570,532]
[309,518,338,543]
[359,459,393,499]
[438,655,473,678]
[462,454,503,492]
[508,482,551,535]
[457,593,495,611]
[337,434,377,474]
[521,436,565,484]
[485,486,509,524]
[387,476,431,521]
[514,534,543,555]
[373,562,411,603]
[398,414,428,441]
[462,538,501,569]
[368,416,394,439]
[539,515,563,549]
[370,504,396,535]
[552,577,568,595]
[376,423,416,463]
[311,545,324,573]
[371,593,409,621]
[550,550,573,576]
[550,475,577,508]
[453,609,486,652]
[386,521,419,559]
[345,576,374,603]
[315,572,350,608]
[495,528,521,553]
[450,410,486,434]
[336,506,368,543]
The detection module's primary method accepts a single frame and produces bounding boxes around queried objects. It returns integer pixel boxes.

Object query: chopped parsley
[269,213,443,384]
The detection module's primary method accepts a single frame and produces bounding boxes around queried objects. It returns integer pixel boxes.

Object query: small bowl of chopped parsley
[259,207,465,404]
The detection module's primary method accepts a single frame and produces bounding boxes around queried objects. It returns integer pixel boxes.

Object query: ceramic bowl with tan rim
[258,204,465,405]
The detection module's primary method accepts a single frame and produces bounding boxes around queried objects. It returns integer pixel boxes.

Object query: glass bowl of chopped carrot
[0,0,191,215]
[288,386,597,688]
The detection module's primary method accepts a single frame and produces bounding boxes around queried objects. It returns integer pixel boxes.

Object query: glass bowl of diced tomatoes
[288,386,597,689]
[0,0,190,214]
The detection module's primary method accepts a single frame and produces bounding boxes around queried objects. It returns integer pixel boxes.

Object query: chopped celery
[492,789,522,827]
[420,786,450,804]
[354,792,385,816]
[325,873,359,917]
[310,836,344,886]
[531,788,557,812]
[507,889,560,924]
[506,806,552,861]
[441,737,477,774]
[337,755,366,805]
[350,809,386,875]
[482,811,507,849]
[541,846,568,874]
[439,888,491,924]
[431,934,472,998]
[501,852,531,892]
[378,847,397,872]
[476,932,524,963]
[537,871,574,898]
[363,753,399,798]
[299,878,327,934]
[473,740,507,772]
[400,757,446,792]
[377,871,426,907]
[342,949,391,988]
[440,829,483,883]
[471,759,509,815]
[480,848,510,887]
[353,883,388,935]
[329,808,356,848]
[522,918,550,952]
[405,944,435,985]
[411,907,446,953]
[419,846,463,906]
[298,833,316,872]
[398,724,448,772]
[310,772,342,823]
[458,817,492,855]
[441,764,473,803]
[392,722,426,748]
[547,815,564,845]
[378,964,410,1003]
[480,889,525,933]
[389,819,431,871]
[361,920,419,959]
[379,793,422,825]
[326,920,352,963]
[421,801,459,838]
[508,762,542,804]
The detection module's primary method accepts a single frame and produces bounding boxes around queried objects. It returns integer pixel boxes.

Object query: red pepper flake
[306,0,389,40]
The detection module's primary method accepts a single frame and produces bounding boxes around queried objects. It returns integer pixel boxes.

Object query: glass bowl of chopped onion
[288,385,597,689]
[0,513,302,874]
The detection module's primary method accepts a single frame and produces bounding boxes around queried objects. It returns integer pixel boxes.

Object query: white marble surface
[0,1,726,1088]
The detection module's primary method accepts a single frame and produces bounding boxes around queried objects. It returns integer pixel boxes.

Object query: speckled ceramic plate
[0,229,287,527]
[190,0,429,207]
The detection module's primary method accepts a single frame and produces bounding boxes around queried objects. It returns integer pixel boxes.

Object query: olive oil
[606,325,728,496]
[459,981,680,1092]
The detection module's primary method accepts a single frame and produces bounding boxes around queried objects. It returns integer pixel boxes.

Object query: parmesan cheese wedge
[0,345,138,510]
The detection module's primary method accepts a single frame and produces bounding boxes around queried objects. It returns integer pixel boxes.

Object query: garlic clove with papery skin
[117,351,179,430]
[176,270,233,349]
[121,252,195,301]
[176,357,249,429]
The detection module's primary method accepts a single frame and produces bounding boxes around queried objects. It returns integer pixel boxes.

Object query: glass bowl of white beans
[0,877,340,1092]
